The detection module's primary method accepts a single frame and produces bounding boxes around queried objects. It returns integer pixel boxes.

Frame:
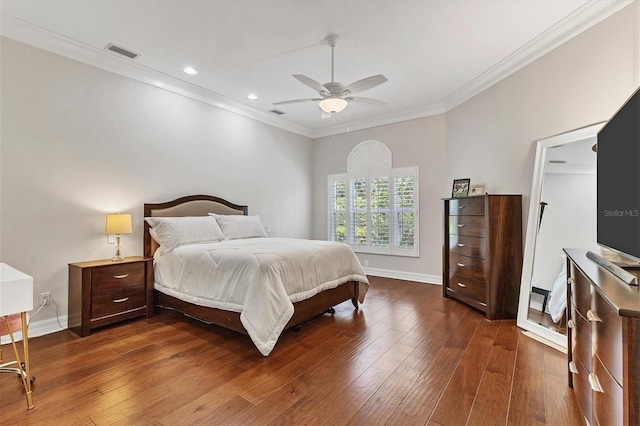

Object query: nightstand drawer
[91,284,146,319]
[92,262,145,292]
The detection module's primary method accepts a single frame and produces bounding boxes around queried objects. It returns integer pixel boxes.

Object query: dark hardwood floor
[1,277,583,425]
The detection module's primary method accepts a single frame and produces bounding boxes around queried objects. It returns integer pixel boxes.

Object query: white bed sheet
[153,237,369,355]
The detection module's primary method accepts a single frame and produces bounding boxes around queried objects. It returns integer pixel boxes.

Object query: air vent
[270,109,285,115]
[105,43,140,60]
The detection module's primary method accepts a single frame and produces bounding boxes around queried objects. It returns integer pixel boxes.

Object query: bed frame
[143,194,360,336]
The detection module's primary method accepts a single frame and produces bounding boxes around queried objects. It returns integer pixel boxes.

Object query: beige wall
[312,115,446,282]
[0,38,313,328]
[312,1,639,281]
[445,1,639,230]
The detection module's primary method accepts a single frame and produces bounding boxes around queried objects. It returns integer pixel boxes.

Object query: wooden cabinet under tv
[442,194,523,320]
[565,248,640,426]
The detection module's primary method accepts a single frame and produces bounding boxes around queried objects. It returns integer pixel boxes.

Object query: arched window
[328,140,419,257]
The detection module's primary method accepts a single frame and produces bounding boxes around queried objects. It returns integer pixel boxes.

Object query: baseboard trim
[363,267,441,285]
[1,315,68,344]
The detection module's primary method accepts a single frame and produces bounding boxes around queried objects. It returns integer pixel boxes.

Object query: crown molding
[310,102,446,138]
[443,0,634,111]
[1,1,631,139]
[0,13,315,138]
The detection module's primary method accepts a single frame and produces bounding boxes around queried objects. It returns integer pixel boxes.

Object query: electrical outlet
[40,292,51,306]
[364,260,370,267]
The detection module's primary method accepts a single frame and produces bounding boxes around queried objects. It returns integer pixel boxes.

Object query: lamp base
[112,235,124,262]
[111,255,125,262]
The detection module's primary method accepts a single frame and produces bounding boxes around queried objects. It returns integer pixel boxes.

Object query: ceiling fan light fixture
[319,98,348,114]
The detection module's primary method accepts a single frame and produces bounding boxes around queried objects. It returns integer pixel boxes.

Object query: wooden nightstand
[68,257,153,337]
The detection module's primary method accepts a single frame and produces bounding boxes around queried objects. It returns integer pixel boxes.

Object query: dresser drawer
[571,306,592,373]
[448,272,486,304]
[571,356,593,426]
[448,235,486,259]
[449,253,486,281]
[448,215,485,237]
[92,262,145,292]
[570,264,592,319]
[591,290,623,386]
[91,284,146,319]
[592,353,623,426]
[448,197,485,216]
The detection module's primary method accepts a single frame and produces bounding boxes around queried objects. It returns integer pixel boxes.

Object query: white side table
[0,263,34,409]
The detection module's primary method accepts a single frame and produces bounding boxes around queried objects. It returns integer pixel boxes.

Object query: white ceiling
[0,0,631,138]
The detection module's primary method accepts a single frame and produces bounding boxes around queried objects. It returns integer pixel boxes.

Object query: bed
[143,194,369,356]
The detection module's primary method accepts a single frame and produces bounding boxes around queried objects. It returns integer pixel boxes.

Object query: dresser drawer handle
[458,205,466,209]
[479,302,487,307]
[457,282,466,288]
[457,243,466,247]
[112,297,130,303]
[567,319,576,329]
[567,277,575,285]
[113,274,130,279]
[457,262,466,267]
[588,373,604,393]
[586,310,602,323]
[569,361,578,374]
[457,223,466,227]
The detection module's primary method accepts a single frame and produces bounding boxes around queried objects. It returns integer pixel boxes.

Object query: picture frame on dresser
[469,184,486,196]
[451,178,470,198]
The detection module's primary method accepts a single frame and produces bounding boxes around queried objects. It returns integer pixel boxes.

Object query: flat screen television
[597,86,640,266]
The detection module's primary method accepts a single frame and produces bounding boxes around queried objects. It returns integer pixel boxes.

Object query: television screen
[597,86,640,264]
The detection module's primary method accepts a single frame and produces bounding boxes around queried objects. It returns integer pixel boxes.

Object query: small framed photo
[452,178,471,198]
[469,184,486,196]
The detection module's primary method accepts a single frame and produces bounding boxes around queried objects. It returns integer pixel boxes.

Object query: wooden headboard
[143,195,248,258]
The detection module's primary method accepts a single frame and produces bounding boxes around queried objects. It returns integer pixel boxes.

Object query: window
[327,141,419,257]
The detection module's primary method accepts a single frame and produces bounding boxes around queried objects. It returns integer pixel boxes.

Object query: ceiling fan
[274,35,388,118]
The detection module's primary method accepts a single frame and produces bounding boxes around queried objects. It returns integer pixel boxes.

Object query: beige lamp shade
[105,213,132,235]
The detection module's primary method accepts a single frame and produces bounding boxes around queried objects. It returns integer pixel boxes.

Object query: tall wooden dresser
[565,248,640,426]
[442,194,523,320]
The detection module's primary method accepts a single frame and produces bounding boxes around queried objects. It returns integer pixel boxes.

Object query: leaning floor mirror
[516,122,604,350]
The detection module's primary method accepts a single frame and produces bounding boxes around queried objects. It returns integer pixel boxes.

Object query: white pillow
[209,214,267,240]
[145,216,226,255]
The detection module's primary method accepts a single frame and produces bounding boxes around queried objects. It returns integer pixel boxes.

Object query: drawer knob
[112,297,130,303]
[457,223,466,228]
[457,243,466,247]
[588,373,604,393]
[457,282,466,288]
[457,262,466,267]
[567,277,575,285]
[113,274,130,279]
[569,361,578,374]
[567,319,576,329]
[586,310,602,323]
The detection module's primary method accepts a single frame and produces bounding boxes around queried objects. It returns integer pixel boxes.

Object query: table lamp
[105,213,132,262]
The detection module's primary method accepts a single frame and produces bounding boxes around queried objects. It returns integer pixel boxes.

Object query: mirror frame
[516,122,604,349]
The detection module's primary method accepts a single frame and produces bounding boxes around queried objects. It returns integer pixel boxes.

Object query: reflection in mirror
[517,123,604,350]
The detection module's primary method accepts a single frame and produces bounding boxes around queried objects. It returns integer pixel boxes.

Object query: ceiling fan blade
[343,75,388,95]
[273,98,322,105]
[346,96,387,105]
[293,74,329,93]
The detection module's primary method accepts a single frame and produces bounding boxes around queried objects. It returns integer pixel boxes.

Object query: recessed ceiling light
[183,67,198,75]
[247,94,258,100]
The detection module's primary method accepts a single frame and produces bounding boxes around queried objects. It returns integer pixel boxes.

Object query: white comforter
[153,237,369,356]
